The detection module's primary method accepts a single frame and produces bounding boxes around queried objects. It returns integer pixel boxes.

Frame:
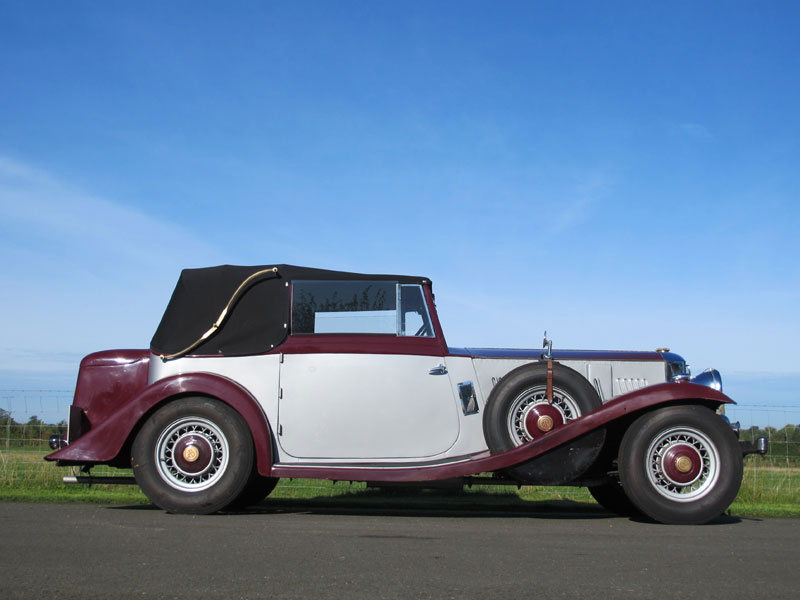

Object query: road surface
[2,501,797,599]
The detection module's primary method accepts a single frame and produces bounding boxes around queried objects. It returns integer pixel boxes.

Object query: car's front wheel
[618,405,743,524]
[132,397,254,514]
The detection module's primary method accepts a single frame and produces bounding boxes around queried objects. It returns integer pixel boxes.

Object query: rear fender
[45,373,274,477]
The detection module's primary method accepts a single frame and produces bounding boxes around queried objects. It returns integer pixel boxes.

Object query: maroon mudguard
[46,369,275,478]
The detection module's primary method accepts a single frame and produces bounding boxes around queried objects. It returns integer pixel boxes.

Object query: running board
[63,475,138,485]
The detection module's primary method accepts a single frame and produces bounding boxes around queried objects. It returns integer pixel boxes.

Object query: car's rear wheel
[483,362,605,484]
[618,405,742,524]
[132,397,253,514]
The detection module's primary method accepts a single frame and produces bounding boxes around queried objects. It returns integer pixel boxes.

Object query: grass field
[2,449,798,517]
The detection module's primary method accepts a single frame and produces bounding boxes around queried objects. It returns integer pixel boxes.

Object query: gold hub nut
[675,456,693,473]
[183,445,200,463]
[537,415,554,432]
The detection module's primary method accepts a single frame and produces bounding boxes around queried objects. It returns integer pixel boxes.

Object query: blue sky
[1,2,798,425]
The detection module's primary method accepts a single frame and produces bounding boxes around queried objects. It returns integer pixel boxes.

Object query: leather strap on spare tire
[547,359,553,404]
[482,361,605,485]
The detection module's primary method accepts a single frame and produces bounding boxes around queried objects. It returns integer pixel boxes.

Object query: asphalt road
[2,501,798,599]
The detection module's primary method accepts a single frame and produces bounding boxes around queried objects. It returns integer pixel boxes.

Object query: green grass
[0,448,149,504]
[2,448,798,518]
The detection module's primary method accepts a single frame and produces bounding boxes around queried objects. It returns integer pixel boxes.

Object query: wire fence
[1,390,798,499]
[726,404,800,466]
[1,390,72,449]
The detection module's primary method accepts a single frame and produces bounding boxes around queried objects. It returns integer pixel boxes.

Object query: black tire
[588,480,640,517]
[132,397,254,514]
[618,405,743,525]
[483,362,604,484]
[227,466,279,510]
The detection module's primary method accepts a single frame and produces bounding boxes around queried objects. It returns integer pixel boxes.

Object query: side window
[399,284,434,337]
[291,281,435,337]
[292,281,397,334]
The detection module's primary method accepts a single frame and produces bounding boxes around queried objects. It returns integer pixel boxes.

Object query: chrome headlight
[690,368,722,392]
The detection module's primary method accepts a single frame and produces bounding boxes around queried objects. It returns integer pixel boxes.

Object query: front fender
[483,381,734,474]
[593,380,733,417]
[45,373,274,477]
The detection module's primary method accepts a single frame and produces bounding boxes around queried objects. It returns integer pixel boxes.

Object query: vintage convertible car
[46,264,767,523]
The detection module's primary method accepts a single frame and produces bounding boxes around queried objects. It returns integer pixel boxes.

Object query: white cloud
[0,155,219,272]
[679,122,713,141]
[0,155,224,379]
[550,171,613,233]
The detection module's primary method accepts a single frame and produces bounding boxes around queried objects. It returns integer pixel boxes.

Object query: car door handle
[429,364,448,375]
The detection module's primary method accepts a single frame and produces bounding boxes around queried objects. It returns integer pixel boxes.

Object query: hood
[450,347,666,362]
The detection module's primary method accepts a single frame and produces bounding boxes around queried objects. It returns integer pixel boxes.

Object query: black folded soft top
[150,264,428,357]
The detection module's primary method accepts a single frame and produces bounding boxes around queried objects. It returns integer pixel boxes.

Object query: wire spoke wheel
[483,362,604,485]
[618,405,742,525]
[506,385,580,445]
[132,397,255,514]
[155,417,230,492]
[645,426,718,502]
